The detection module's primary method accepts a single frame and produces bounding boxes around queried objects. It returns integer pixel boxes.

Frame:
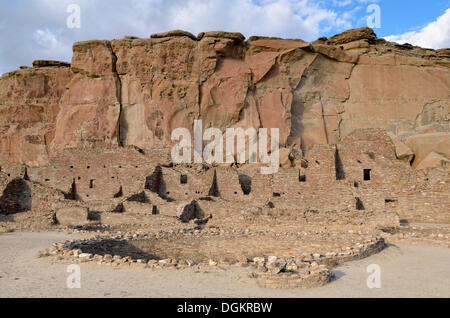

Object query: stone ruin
[0,128,447,221]
[0,27,449,288]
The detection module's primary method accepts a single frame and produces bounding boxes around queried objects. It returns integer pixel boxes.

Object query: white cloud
[384,8,450,49]
[331,0,378,7]
[1,0,447,75]
[33,28,59,49]
[0,0,360,74]
[332,0,353,7]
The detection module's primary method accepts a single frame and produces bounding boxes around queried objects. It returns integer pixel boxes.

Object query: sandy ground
[0,231,449,298]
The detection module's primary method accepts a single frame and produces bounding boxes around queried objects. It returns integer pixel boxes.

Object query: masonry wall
[397,168,450,223]
[0,129,448,217]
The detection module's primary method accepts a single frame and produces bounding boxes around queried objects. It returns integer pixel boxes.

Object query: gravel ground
[0,231,449,298]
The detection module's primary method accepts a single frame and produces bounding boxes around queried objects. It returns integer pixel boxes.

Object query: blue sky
[0,0,449,75]
[324,0,450,37]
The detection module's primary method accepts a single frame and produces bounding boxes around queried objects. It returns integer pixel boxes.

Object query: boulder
[202,31,245,42]
[55,207,89,226]
[415,152,450,170]
[388,133,415,162]
[406,133,450,168]
[150,30,197,41]
[32,60,71,68]
[327,27,377,45]
[279,147,292,168]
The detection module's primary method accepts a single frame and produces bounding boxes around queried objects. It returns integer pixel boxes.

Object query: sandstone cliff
[0,27,448,167]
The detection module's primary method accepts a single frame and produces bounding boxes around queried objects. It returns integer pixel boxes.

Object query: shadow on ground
[75,239,159,261]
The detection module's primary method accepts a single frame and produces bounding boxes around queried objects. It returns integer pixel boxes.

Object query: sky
[0,0,449,75]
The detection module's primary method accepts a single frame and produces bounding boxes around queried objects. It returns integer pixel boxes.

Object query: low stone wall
[43,231,385,289]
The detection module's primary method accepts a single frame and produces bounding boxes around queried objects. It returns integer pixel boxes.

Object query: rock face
[53,41,121,150]
[0,27,449,167]
[0,65,71,166]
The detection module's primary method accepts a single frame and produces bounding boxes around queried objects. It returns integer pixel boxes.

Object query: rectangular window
[363,169,371,181]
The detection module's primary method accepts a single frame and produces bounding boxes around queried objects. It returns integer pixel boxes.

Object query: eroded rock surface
[0,27,448,167]
[0,66,71,166]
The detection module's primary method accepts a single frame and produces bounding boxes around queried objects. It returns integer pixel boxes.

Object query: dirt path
[0,232,449,298]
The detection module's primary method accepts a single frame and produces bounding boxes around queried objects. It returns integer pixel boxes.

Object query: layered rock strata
[0,27,448,168]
